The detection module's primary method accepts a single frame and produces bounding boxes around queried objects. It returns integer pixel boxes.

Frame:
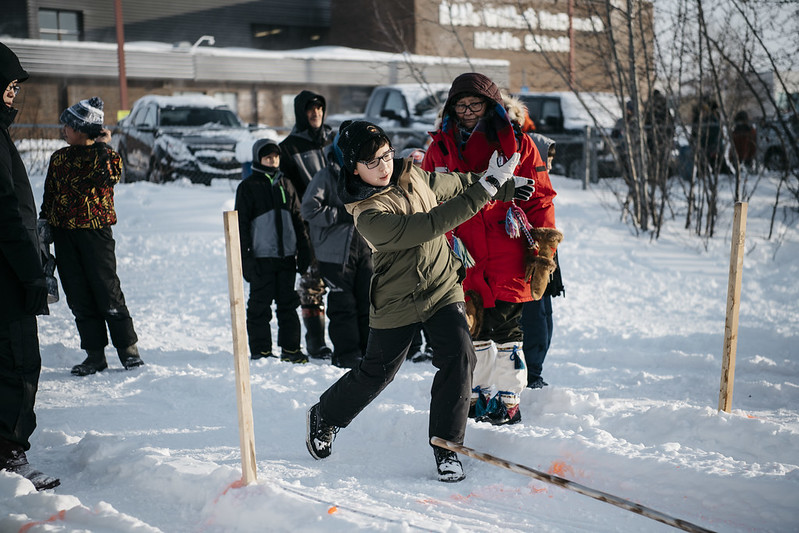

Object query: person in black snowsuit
[280,90,334,360]
[40,96,144,376]
[236,138,311,363]
[0,41,60,491]
[301,121,372,369]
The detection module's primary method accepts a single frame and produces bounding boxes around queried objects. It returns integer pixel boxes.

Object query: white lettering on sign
[524,34,571,53]
[474,31,523,50]
[473,32,572,53]
[439,1,604,32]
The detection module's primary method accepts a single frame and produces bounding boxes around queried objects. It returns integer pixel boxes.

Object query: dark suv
[114,95,255,185]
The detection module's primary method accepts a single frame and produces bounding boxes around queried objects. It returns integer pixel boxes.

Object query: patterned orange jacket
[40,143,122,229]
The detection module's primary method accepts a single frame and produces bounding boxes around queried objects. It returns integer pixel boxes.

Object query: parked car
[113,95,257,185]
[327,83,450,152]
[513,91,621,178]
[759,113,799,171]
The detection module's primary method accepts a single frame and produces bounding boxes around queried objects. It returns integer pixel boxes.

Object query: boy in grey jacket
[301,122,372,369]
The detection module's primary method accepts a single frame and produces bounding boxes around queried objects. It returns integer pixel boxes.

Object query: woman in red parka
[422,73,562,425]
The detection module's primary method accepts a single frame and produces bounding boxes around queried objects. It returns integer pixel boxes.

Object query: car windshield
[159,107,242,128]
[414,90,448,116]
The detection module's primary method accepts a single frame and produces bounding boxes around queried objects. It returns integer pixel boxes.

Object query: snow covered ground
[2,147,798,532]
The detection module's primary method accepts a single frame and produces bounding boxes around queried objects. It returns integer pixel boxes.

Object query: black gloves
[37,219,53,245]
[296,247,311,274]
[242,256,258,283]
[512,177,535,201]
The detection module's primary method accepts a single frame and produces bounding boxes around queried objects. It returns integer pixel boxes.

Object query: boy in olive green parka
[305,121,529,482]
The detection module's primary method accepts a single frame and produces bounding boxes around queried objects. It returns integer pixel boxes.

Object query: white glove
[512,176,535,201]
[478,151,521,197]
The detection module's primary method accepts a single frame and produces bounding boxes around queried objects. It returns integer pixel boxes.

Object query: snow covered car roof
[130,94,236,111]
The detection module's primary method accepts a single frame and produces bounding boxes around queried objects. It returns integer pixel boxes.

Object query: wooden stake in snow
[719,202,747,413]
[223,211,257,484]
[431,437,715,533]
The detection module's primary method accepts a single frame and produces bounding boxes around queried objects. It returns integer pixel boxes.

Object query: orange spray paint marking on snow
[328,506,338,514]
[19,509,66,533]
[548,460,574,477]
[213,478,247,504]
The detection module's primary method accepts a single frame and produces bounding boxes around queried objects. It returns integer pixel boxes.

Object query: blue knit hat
[60,96,104,136]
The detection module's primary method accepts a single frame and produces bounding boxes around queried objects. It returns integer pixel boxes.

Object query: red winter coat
[422,110,556,307]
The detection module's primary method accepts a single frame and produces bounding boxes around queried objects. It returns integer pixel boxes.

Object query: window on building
[251,24,328,50]
[39,9,82,41]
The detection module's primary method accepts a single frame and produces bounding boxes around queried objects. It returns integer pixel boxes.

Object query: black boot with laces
[306,403,338,459]
[433,446,465,483]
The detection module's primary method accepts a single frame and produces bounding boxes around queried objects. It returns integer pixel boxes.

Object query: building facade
[330,0,655,94]
[1,0,508,129]
[2,0,656,129]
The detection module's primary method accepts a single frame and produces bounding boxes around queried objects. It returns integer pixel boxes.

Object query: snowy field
[2,144,798,532]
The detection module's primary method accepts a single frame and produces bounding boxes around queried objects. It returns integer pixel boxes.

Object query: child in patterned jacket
[40,96,144,376]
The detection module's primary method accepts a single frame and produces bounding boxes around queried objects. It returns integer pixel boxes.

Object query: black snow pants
[317,236,372,361]
[53,227,138,351]
[0,316,40,450]
[319,302,476,445]
[246,260,301,355]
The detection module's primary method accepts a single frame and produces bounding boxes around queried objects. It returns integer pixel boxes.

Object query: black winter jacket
[279,90,332,199]
[234,165,310,272]
[1,43,47,321]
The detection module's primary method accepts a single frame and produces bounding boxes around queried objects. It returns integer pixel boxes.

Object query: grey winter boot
[71,349,108,376]
[118,344,144,370]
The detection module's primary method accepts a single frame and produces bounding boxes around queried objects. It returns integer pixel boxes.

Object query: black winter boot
[301,307,332,359]
[306,403,338,459]
[433,446,465,483]
[0,437,60,491]
[118,344,144,370]
[71,349,108,376]
[280,348,309,364]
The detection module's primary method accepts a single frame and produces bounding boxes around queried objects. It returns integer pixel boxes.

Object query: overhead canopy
[4,38,509,87]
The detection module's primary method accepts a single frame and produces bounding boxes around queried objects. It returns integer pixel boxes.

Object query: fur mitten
[525,228,563,300]
[464,290,484,338]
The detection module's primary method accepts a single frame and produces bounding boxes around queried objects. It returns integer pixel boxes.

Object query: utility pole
[114,0,129,112]
[568,0,575,89]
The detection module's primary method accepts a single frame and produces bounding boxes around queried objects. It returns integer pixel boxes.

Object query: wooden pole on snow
[431,438,715,533]
[719,201,747,412]
[223,211,257,484]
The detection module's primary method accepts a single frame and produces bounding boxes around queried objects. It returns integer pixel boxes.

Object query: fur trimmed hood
[434,91,528,131]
